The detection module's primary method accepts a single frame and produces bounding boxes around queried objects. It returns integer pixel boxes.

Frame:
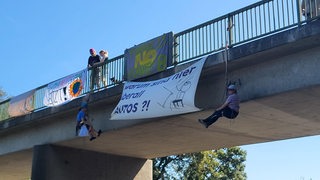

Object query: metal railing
[27,55,125,113]
[84,55,125,92]
[174,0,319,63]
[0,0,319,122]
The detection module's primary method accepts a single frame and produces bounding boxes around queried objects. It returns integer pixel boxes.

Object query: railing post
[227,14,234,47]
[173,36,179,65]
[296,0,302,26]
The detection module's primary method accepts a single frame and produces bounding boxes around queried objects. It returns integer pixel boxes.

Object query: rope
[224,42,229,90]
[220,42,229,104]
[224,40,235,127]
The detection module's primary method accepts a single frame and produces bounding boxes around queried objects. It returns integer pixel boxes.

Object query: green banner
[125,32,173,80]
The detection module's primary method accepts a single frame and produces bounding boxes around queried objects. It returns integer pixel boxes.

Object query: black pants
[203,106,239,126]
[90,68,100,90]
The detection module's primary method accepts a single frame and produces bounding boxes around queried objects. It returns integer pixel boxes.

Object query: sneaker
[198,119,208,128]
[89,137,96,141]
[97,130,102,137]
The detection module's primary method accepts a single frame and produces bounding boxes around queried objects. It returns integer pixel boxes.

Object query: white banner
[43,69,87,106]
[8,90,35,117]
[111,57,207,120]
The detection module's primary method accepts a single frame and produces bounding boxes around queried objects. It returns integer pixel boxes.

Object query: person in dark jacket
[88,48,101,91]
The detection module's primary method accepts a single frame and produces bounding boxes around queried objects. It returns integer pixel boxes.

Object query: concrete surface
[31,145,152,180]
[57,86,320,158]
[0,150,32,180]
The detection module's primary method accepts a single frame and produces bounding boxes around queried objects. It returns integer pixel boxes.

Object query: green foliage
[0,88,10,121]
[153,147,247,180]
[0,88,6,101]
[153,155,190,179]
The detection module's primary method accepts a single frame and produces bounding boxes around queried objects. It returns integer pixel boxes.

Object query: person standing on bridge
[301,0,320,19]
[99,50,109,87]
[88,48,101,91]
[198,84,240,128]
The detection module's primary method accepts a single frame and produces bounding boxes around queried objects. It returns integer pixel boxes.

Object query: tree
[0,88,6,101]
[153,147,247,180]
[0,87,9,120]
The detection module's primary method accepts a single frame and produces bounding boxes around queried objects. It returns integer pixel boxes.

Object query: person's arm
[216,101,229,111]
[96,56,101,63]
[80,111,86,123]
[93,56,101,66]
[100,56,104,63]
[216,96,232,111]
[88,57,92,68]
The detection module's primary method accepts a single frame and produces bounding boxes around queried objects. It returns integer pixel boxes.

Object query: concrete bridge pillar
[31,144,152,180]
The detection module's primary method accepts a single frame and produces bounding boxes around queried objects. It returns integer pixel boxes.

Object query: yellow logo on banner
[130,47,166,78]
[125,32,172,80]
[134,49,157,68]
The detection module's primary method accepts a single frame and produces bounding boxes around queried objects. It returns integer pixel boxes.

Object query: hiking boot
[98,130,102,137]
[198,119,208,128]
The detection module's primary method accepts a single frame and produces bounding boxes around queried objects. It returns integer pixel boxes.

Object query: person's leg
[75,122,81,136]
[92,68,99,90]
[222,107,239,119]
[102,67,107,87]
[85,124,97,141]
[90,70,95,91]
[95,69,100,89]
[85,119,101,140]
[88,125,102,141]
[104,71,108,87]
[203,110,223,126]
[88,126,96,136]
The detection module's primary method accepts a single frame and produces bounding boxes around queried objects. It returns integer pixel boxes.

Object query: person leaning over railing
[88,48,101,91]
[99,50,109,87]
[301,0,320,19]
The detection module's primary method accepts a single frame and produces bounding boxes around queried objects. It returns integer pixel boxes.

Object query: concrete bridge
[1,4,320,180]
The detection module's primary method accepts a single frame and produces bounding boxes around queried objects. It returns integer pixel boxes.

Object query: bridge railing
[32,55,125,111]
[0,0,319,122]
[174,0,319,63]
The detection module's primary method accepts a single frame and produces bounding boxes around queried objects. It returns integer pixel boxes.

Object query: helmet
[227,84,236,90]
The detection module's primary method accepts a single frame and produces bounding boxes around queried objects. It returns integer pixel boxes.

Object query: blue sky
[0,0,319,179]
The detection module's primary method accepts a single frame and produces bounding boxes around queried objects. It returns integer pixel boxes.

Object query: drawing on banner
[8,90,35,117]
[159,76,193,110]
[43,70,86,107]
[173,78,192,108]
[111,56,207,120]
[158,86,173,108]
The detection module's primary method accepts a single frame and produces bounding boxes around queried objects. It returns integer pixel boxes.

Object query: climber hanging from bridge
[76,93,102,141]
[198,84,240,128]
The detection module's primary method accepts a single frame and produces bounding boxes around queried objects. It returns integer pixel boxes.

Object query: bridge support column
[31,144,152,180]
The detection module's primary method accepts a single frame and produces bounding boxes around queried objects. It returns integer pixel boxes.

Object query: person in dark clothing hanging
[88,48,101,91]
[198,84,240,128]
[76,103,102,141]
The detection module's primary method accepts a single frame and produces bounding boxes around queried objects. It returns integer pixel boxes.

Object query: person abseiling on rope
[198,84,240,128]
[76,102,102,141]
